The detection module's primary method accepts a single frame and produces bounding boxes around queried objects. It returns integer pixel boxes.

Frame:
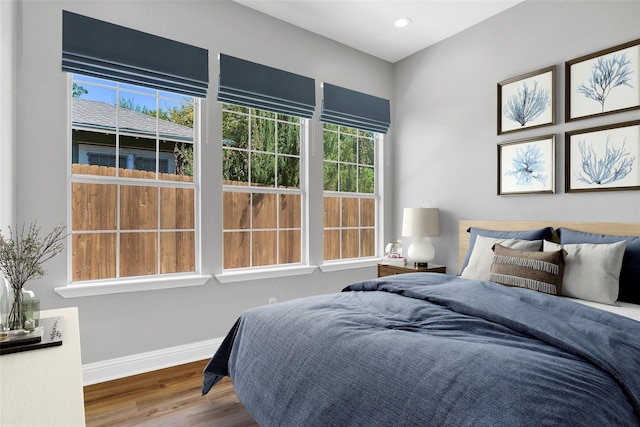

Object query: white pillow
[543,240,627,305]
[461,235,542,281]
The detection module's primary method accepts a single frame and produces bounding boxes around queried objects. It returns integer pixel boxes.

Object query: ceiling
[233,0,524,63]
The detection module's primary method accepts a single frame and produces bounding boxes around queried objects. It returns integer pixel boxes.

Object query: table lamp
[402,207,440,266]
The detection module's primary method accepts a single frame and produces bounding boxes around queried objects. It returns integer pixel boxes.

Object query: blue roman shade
[217,54,315,118]
[320,83,390,134]
[62,11,209,98]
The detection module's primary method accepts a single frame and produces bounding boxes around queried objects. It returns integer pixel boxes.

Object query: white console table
[0,307,85,426]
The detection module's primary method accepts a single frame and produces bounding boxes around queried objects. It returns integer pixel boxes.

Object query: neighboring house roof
[72,98,193,140]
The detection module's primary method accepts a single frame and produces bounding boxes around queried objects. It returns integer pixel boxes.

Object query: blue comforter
[203,273,640,426]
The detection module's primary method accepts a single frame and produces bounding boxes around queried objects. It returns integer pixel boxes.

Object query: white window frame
[320,126,383,271]
[215,105,314,283]
[56,75,210,298]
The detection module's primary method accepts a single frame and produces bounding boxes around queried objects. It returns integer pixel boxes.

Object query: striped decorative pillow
[490,244,566,295]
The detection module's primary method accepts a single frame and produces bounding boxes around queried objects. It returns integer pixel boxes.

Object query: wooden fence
[71,164,195,280]
[71,164,375,279]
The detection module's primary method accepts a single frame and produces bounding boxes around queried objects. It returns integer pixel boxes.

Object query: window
[222,104,304,269]
[70,74,198,282]
[323,123,379,261]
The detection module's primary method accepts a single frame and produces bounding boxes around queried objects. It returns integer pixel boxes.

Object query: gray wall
[7,0,640,367]
[393,1,640,272]
[10,1,393,364]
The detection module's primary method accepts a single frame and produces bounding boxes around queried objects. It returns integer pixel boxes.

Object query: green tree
[72,83,88,98]
[222,105,300,188]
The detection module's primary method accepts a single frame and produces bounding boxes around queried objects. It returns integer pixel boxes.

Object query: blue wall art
[566,120,640,192]
[498,66,555,135]
[498,135,555,195]
[566,38,640,121]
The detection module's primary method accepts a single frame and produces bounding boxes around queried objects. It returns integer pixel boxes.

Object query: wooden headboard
[459,220,640,270]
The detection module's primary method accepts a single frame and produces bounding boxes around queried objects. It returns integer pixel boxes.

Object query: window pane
[339,164,357,192]
[120,185,158,230]
[118,92,157,135]
[120,232,158,277]
[224,232,250,269]
[252,116,276,153]
[72,131,117,176]
[278,122,300,155]
[358,166,375,194]
[323,128,339,161]
[341,197,359,227]
[159,97,194,141]
[340,132,357,163]
[252,231,277,266]
[324,197,340,228]
[251,152,275,187]
[324,162,338,191]
[72,80,116,131]
[160,141,194,182]
[252,109,275,119]
[225,104,249,115]
[252,193,277,229]
[361,229,375,257]
[223,149,248,184]
[72,183,117,231]
[279,230,301,264]
[223,192,250,230]
[277,156,299,188]
[222,110,249,149]
[277,113,298,123]
[279,194,301,229]
[120,83,155,95]
[324,123,339,132]
[358,136,375,166]
[324,229,340,261]
[160,187,194,229]
[341,229,359,259]
[117,136,157,179]
[360,198,375,227]
[160,231,195,273]
[72,233,116,281]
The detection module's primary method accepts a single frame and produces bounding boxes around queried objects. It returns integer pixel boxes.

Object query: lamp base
[413,262,430,268]
[406,237,435,265]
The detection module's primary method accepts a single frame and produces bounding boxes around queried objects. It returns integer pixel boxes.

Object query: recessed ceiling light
[394,17,412,28]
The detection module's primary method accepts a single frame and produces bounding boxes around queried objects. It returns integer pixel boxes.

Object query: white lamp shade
[402,208,440,237]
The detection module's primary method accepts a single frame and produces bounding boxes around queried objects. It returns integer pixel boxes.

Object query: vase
[4,285,39,331]
[0,277,9,331]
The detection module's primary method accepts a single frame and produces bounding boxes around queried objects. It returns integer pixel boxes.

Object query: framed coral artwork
[566,38,640,122]
[497,66,555,135]
[565,120,640,193]
[498,134,555,195]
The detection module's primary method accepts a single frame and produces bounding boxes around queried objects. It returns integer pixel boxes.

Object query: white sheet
[570,298,640,323]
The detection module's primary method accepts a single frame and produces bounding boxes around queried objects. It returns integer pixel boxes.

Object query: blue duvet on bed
[202,273,640,426]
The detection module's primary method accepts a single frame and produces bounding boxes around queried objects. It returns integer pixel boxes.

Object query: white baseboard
[82,337,223,386]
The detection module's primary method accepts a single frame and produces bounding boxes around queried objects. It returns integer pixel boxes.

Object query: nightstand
[378,263,446,277]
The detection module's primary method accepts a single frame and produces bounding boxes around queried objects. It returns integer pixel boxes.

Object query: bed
[203,220,640,426]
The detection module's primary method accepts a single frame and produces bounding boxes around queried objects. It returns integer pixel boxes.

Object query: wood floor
[84,359,258,427]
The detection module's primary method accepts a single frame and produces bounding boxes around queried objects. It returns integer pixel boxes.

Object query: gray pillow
[543,240,627,305]
[558,228,640,304]
[461,235,542,282]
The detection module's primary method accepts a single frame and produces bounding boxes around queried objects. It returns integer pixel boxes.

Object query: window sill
[54,274,212,298]
[319,258,380,272]
[215,265,316,283]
